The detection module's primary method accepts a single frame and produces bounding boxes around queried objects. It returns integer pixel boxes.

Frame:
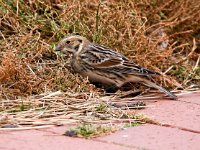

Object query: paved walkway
[1,92,200,150]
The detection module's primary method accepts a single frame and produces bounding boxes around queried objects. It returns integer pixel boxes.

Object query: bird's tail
[142,79,177,100]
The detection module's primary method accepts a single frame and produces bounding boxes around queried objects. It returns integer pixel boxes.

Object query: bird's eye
[66,41,70,44]
[78,39,82,43]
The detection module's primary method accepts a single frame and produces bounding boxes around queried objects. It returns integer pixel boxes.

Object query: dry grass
[0,0,200,128]
[0,90,150,129]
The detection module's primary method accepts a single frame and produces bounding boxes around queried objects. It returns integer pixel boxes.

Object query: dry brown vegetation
[0,0,200,128]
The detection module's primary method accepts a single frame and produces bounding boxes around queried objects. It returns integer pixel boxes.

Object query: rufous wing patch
[95,58,121,68]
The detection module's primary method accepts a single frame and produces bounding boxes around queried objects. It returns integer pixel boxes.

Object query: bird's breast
[70,56,124,87]
[70,56,84,73]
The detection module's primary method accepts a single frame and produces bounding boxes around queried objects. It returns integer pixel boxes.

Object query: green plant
[64,123,116,138]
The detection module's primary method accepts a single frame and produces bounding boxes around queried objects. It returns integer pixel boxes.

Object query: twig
[193,55,200,71]
[40,91,62,99]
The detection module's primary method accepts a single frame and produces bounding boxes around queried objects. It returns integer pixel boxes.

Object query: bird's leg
[120,82,134,91]
[89,81,119,94]
[90,81,104,88]
[104,84,119,94]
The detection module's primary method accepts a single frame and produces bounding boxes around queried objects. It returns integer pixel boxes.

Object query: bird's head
[55,35,89,55]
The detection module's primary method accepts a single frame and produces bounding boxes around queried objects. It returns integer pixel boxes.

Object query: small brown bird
[56,35,177,99]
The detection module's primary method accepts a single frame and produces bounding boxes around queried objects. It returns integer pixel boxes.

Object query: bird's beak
[55,45,61,51]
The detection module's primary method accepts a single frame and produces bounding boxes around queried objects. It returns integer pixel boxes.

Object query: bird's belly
[70,60,123,86]
[81,71,121,86]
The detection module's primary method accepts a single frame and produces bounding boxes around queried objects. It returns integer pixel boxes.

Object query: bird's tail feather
[142,79,177,100]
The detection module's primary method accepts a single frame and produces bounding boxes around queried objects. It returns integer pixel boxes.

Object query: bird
[55,35,177,100]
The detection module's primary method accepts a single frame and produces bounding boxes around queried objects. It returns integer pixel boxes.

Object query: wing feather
[80,44,160,76]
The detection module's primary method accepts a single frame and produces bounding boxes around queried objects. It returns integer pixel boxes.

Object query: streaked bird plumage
[56,35,177,99]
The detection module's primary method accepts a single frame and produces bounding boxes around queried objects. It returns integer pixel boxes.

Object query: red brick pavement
[1,92,200,150]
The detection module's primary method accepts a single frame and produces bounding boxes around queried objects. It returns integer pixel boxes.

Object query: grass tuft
[64,123,117,138]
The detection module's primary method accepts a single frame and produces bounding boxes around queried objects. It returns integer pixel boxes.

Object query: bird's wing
[80,44,125,66]
[80,44,160,76]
